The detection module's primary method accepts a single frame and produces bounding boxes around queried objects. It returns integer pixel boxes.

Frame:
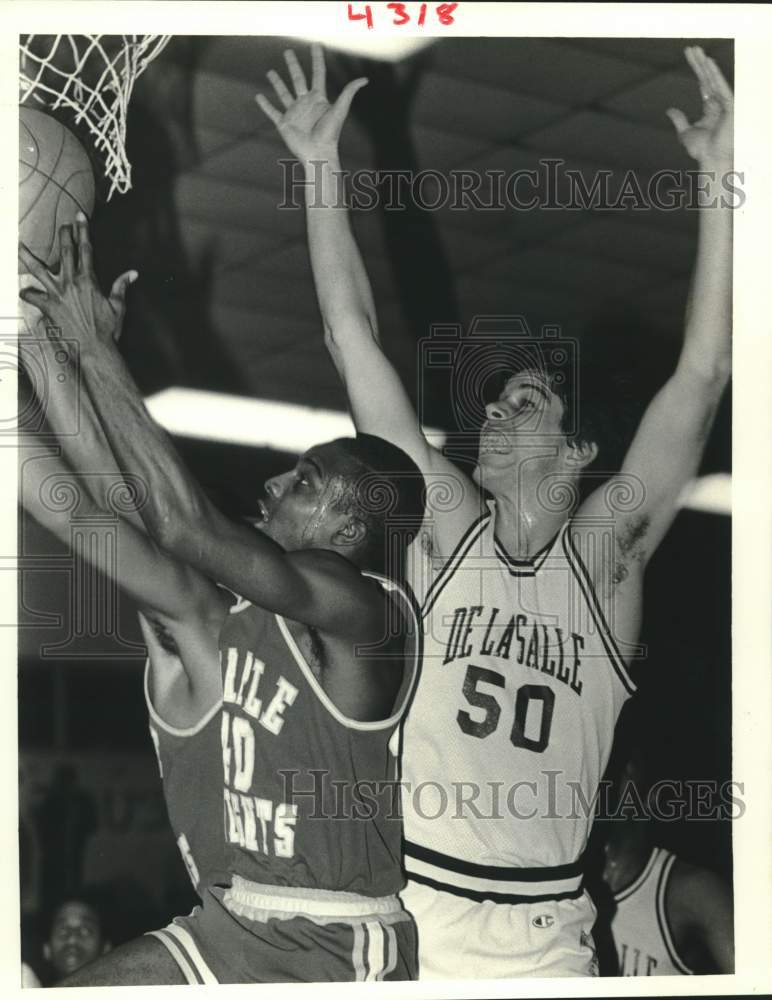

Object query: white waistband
[222,876,405,923]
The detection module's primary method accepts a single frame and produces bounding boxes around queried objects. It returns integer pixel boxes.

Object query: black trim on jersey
[404,840,586,882]
[407,871,584,905]
[492,530,558,577]
[562,526,637,697]
[421,510,492,620]
[656,853,694,975]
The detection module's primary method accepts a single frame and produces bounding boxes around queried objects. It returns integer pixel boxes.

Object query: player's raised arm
[256,45,439,475]
[18,431,228,633]
[19,222,393,641]
[578,47,732,565]
[19,224,140,521]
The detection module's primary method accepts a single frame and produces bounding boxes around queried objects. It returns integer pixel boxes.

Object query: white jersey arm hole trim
[143,658,223,737]
[613,846,660,903]
[561,523,637,696]
[656,852,695,975]
[274,574,420,733]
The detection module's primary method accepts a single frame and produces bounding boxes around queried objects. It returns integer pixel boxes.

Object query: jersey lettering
[177,833,200,888]
[221,648,298,726]
[457,664,556,754]
[259,676,298,735]
[221,689,300,859]
[443,607,584,696]
[222,786,298,857]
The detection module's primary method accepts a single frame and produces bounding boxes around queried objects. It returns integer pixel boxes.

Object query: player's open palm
[667,46,733,165]
[256,45,367,162]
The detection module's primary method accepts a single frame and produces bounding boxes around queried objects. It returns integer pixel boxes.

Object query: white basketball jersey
[401,501,635,902]
[611,848,693,975]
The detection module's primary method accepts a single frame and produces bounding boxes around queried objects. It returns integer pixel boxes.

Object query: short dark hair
[499,340,641,498]
[328,433,426,577]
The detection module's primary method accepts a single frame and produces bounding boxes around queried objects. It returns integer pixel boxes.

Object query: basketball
[19,107,95,271]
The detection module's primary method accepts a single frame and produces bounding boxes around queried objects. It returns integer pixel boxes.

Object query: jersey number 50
[457,665,555,753]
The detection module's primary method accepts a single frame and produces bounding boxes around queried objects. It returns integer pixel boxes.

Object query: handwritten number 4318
[348,3,458,28]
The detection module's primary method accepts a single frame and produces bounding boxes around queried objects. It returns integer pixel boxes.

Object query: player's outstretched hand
[666,46,733,165]
[256,44,367,163]
[19,213,137,348]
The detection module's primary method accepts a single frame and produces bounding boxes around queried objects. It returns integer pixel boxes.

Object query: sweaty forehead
[501,369,554,396]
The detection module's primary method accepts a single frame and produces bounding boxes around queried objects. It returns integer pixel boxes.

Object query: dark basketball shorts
[148,876,418,983]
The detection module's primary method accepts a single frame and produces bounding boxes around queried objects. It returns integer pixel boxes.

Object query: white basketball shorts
[400,879,598,979]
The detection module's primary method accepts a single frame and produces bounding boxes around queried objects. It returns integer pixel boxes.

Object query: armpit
[610,516,651,588]
[148,615,179,655]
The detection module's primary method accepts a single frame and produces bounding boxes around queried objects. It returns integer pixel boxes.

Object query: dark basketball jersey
[145,662,230,895]
[218,572,419,898]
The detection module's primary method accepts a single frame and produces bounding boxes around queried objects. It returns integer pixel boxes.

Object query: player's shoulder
[668,857,728,900]
[665,855,731,928]
[289,548,392,622]
[289,547,372,585]
[422,460,488,561]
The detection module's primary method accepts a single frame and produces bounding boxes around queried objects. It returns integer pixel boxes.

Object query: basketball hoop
[19,34,172,200]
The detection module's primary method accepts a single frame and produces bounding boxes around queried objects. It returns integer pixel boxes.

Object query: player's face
[476,370,566,475]
[47,902,103,976]
[251,445,355,551]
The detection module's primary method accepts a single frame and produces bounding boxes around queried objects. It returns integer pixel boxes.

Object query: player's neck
[489,481,574,560]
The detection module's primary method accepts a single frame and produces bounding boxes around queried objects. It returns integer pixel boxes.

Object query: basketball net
[19,34,172,200]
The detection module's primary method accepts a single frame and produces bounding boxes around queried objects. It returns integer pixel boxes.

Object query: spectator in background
[36,765,98,911]
[41,895,111,985]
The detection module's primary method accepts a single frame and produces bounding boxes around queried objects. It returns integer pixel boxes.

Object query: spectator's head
[43,896,110,978]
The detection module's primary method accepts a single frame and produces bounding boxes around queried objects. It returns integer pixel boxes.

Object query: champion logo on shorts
[532,914,554,929]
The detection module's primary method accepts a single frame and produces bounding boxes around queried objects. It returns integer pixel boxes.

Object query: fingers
[255,93,283,126]
[685,45,715,104]
[283,49,308,97]
[108,270,138,310]
[685,45,732,106]
[18,284,48,310]
[704,54,733,104]
[74,211,94,277]
[665,107,690,136]
[310,43,326,95]
[18,243,57,293]
[266,69,293,109]
[330,78,368,132]
[59,224,75,282]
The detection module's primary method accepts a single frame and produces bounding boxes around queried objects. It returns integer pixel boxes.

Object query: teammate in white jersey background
[592,745,734,976]
[257,43,734,978]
